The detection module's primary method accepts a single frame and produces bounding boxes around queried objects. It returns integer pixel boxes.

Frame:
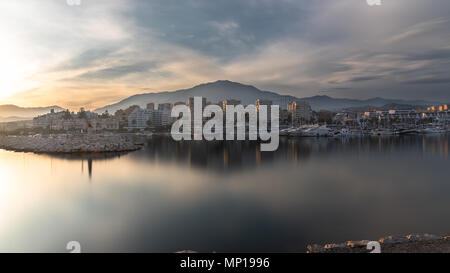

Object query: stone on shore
[0,134,143,154]
[307,233,450,253]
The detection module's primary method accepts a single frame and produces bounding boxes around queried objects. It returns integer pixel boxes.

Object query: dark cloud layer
[131,0,311,58]
[3,0,450,108]
[77,62,157,80]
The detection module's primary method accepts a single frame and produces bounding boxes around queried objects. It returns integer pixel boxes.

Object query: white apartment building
[91,117,120,130]
[255,99,273,122]
[33,110,67,129]
[287,101,312,126]
[128,108,152,130]
[221,99,241,112]
[127,106,174,130]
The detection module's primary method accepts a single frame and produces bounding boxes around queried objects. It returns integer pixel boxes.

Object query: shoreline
[307,233,450,253]
[0,134,143,154]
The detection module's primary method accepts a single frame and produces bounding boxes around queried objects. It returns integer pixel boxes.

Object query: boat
[371,129,396,136]
[302,126,334,137]
[280,128,296,136]
[335,128,363,137]
[288,128,304,137]
[419,127,446,134]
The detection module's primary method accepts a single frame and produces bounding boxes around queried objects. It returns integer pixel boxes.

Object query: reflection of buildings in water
[255,145,260,165]
[44,152,129,180]
[223,147,228,168]
[43,135,450,177]
[88,159,93,179]
[442,138,448,159]
[81,158,93,179]
[349,135,449,159]
[137,136,313,173]
[130,135,450,174]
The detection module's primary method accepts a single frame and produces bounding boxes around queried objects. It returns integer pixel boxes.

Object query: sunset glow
[0,0,449,109]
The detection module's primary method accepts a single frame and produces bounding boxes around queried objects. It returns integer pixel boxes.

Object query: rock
[347,240,370,248]
[0,134,142,154]
[379,235,409,244]
[176,250,198,254]
[307,233,450,253]
[324,243,350,252]
[307,244,325,253]
[406,234,443,242]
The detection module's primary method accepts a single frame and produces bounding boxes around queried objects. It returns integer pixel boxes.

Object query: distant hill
[0,116,32,123]
[305,97,435,112]
[343,103,430,113]
[0,105,64,122]
[95,80,436,113]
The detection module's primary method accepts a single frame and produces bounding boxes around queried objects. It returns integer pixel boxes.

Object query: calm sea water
[0,135,449,253]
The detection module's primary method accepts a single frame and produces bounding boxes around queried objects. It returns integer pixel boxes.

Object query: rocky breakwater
[307,233,450,253]
[0,134,143,154]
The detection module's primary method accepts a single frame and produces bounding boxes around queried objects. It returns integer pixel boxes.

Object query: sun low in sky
[1,0,450,110]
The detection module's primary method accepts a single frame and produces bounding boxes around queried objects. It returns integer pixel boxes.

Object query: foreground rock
[307,234,450,253]
[0,134,143,154]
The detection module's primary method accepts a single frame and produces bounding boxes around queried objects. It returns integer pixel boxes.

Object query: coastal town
[0,97,449,153]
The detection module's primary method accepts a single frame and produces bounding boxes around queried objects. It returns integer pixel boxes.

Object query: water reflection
[132,135,450,173]
[40,151,132,179]
[0,135,449,252]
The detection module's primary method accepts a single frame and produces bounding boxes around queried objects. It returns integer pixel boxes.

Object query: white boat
[420,127,446,134]
[371,129,396,136]
[280,128,296,136]
[336,128,363,137]
[302,126,334,137]
[288,128,304,137]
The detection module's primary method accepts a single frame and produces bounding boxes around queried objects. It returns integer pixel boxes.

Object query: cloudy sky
[0,0,449,109]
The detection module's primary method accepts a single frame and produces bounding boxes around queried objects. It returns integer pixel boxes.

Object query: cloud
[2,0,450,109]
[76,62,157,80]
[403,48,450,61]
[54,48,119,71]
[349,76,385,82]
[403,77,450,85]
[385,17,448,44]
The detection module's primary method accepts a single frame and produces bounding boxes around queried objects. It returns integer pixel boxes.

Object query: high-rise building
[127,107,151,130]
[188,97,207,111]
[146,103,155,110]
[255,99,273,122]
[255,99,272,111]
[114,105,140,128]
[221,99,241,112]
[188,97,207,130]
[158,103,172,111]
[287,101,312,126]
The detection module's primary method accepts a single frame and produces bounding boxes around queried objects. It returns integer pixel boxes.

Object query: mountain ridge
[0,105,64,122]
[94,80,437,113]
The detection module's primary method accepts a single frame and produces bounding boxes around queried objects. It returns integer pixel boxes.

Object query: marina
[280,124,450,138]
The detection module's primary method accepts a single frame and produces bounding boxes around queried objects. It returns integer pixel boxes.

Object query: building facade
[287,101,312,126]
[127,103,175,130]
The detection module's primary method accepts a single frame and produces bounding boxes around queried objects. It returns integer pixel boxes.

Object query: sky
[0,0,449,110]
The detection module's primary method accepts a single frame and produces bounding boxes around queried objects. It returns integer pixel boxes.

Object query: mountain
[0,105,64,122]
[343,103,430,113]
[95,80,294,113]
[95,80,436,113]
[301,96,435,111]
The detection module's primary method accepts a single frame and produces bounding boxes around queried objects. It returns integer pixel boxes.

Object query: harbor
[280,124,450,137]
[0,134,144,154]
